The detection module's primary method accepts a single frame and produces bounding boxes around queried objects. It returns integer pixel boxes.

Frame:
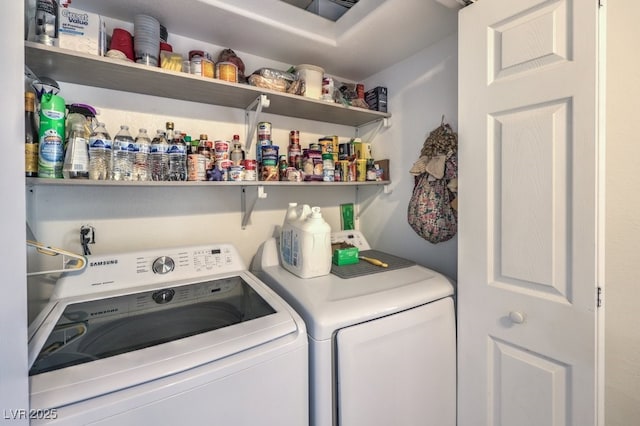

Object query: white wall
[605,0,640,424]
[1,2,29,424]
[361,33,459,281]
[27,83,364,250]
[25,81,377,320]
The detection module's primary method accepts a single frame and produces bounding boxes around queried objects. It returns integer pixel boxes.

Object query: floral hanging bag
[407,118,458,244]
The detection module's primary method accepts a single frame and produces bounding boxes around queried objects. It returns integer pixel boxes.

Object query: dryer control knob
[152,288,175,304]
[152,256,175,274]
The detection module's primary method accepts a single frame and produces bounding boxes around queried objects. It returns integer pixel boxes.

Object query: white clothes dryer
[251,230,456,426]
[28,243,308,426]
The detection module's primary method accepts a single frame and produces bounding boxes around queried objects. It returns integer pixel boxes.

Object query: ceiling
[72,0,463,81]
[279,0,359,22]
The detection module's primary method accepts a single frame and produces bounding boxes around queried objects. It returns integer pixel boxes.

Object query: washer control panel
[331,230,371,250]
[52,244,246,299]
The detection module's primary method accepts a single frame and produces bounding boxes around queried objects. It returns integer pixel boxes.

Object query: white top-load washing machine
[252,230,456,426]
[28,243,308,425]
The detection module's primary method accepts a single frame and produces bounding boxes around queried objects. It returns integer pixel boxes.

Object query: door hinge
[597,286,603,308]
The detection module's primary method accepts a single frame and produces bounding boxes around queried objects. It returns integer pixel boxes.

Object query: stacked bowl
[134,14,160,66]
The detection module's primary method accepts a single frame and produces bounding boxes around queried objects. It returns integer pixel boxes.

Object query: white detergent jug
[280,202,299,266]
[281,205,331,278]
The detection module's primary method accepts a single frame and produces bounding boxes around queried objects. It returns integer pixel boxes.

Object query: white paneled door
[458,0,603,425]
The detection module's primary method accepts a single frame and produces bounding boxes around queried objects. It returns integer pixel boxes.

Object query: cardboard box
[58,7,106,56]
[374,159,389,181]
[365,86,388,113]
[332,243,359,266]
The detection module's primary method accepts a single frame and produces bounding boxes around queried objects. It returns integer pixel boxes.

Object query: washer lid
[28,272,302,410]
[253,238,454,340]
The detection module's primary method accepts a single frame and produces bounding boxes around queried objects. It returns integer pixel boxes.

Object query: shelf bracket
[355,117,390,143]
[24,64,39,81]
[245,94,271,155]
[355,183,392,220]
[241,185,268,229]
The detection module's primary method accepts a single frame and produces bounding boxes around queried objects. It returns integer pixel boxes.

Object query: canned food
[187,153,207,181]
[228,165,244,181]
[356,159,367,182]
[244,169,257,181]
[322,153,335,182]
[189,50,214,78]
[318,137,334,154]
[348,161,356,182]
[285,167,302,182]
[331,136,339,156]
[216,159,233,170]
[289,130,300,145]
[242,159,258,181]
[334,162,342,182]
[288,145,302,169]
[242,159,257,170]
[337,160,350,182]
[214,140,230,162]
[257,122,272,140]
[261,145,279,162]
[190,58,202,75]
[260,165,279,181]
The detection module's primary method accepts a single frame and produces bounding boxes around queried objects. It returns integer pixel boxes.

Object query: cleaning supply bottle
[280,202,298,267]
[37,93,66,178]
[282,205,331,279]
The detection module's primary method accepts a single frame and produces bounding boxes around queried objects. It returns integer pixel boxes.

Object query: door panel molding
[489,0,571,83]
[488,336,569,426]
[488,98,572,303]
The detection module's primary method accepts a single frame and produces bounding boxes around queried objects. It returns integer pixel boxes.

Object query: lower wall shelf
[25,178,390,188]
[26,178,392,230]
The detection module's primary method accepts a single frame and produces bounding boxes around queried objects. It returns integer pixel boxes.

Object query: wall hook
[80,225,95,256]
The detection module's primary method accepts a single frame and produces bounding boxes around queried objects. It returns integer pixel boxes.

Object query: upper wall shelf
[24,42,391,127]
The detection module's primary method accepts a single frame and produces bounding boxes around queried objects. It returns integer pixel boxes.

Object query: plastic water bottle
[62,121,89,179]
[112,125,135,181]
[132,128,151,181]
[88,122,112,180]
[150,129,169,181]
[168,129,187,181]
